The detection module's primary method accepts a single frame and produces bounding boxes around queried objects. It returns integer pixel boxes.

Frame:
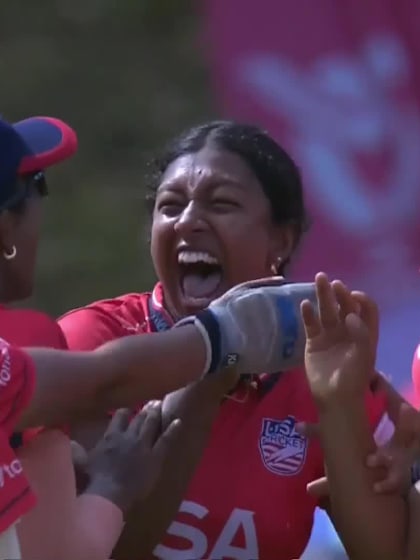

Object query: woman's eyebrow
[157,173,245,195]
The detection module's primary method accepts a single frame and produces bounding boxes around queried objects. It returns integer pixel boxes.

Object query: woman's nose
[173,201,208,235]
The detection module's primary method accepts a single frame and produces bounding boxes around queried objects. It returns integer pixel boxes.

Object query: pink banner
[202,0,420,392]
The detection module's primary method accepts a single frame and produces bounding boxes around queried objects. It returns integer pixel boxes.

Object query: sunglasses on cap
[0,171,48,212]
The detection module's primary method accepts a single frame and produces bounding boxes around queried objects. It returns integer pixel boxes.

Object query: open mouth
[177,250,224,306]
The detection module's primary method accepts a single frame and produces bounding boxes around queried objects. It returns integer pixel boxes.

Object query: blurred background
[3,1,420,558]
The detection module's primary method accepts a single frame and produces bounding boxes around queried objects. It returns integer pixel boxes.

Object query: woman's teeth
[177,250,219,265]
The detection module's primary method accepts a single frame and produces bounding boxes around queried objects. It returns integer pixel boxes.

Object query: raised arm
[301,273,406,560]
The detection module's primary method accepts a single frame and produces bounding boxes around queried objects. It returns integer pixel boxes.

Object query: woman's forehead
[159,147,260,191]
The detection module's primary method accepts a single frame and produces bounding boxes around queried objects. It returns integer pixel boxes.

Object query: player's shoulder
[65,291,149,315]
[59,291,153,349]
[0,308,66,349]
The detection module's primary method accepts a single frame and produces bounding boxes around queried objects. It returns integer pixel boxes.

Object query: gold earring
[271,257,283,276]
[3,246,17,261]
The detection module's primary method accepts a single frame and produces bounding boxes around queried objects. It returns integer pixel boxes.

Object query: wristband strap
[175,310,223,376]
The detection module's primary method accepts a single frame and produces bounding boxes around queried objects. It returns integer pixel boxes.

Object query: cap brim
[13,116,78,174]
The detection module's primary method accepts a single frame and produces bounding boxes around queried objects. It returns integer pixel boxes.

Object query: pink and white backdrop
[202,0,420,556]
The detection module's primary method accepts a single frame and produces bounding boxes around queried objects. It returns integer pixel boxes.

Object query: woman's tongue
[182,270,222,300]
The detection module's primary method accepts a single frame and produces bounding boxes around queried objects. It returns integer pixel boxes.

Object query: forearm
[113,376,230,560]
[96,326,208,410]
[58,494,124,560]
[318,396,406,560]
[19,325,206,429]
[18,433,124,560]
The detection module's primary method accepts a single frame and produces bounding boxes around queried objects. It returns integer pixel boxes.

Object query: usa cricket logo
[259,415,307,476]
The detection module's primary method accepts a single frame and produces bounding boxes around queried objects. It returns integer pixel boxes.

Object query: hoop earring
[270,257,283,276]
[3,246,17,261]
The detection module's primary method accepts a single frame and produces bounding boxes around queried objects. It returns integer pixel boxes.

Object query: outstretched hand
[301,272,378,405]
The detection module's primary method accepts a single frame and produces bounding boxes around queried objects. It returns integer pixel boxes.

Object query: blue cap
[0,116,78,208]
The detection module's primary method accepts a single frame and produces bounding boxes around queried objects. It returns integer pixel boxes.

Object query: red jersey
[0,337,36,533]
[59,283,392,560]
[0,307,67,350]
[0,308,68,448]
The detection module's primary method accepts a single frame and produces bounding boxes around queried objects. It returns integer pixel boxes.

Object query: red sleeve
[0,339,35,436]
[0,340,37,530]
[58,308,123,351]
[0,310,69,444]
